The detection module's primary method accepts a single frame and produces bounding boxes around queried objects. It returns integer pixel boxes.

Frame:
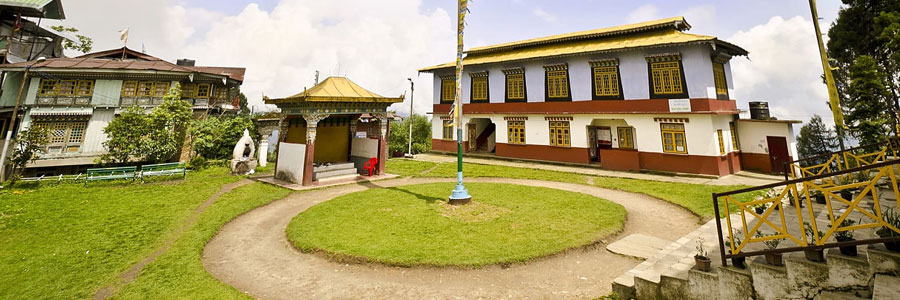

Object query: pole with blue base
[448,0,471,205]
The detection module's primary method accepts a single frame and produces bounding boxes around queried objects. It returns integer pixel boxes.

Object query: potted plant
[694,237,711,272]
[875,207,900,252]
[724,236,746,269]
[810,190,826,204]
[832,219,858,256]
[757,232,785,266]
[752,203,767,215]
[803,222,825,262]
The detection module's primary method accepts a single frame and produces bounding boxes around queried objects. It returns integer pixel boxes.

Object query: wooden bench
[85,166,137,186]
[139,162,186,182]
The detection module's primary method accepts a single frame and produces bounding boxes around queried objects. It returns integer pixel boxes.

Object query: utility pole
[448,0,471,205]
[406,78,414,158]
[809,0,846,151]
[0,57,44,182]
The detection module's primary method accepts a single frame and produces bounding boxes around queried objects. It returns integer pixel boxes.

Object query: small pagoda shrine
[264,77,403,185]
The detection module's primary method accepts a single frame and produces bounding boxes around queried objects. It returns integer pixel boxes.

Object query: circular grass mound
[286,182,625,267]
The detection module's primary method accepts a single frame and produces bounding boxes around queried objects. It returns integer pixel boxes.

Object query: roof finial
[314,70,319,85]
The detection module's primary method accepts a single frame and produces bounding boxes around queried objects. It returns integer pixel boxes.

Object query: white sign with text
[668,99,692,113]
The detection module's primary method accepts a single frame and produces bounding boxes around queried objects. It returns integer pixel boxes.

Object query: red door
[766,136,790,174]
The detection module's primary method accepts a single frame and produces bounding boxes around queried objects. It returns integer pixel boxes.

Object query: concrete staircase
[613,233,900,299]
[312,162,359,182]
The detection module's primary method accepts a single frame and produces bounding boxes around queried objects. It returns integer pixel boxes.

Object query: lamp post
[406,78,414,158]
[0,57,45,183]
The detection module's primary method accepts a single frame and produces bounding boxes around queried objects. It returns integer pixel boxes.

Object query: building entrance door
[766,136,790,174]
[588,126,612,162]
[467,123,477,152]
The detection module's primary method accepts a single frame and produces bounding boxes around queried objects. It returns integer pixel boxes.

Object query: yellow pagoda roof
[264,76,404,103]
[419,17,747,72]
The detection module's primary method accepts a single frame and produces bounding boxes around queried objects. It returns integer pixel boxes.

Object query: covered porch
[264,77,403,186]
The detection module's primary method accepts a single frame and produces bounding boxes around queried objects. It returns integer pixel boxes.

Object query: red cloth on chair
[363,157,377,176]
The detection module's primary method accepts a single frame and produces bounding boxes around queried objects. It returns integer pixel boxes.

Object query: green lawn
[287,182,625,267]
[0,167,239,299]
[386,159,758,219]
[112,182,291,299]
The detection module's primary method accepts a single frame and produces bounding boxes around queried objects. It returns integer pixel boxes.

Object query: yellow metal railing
[714,159,900,265]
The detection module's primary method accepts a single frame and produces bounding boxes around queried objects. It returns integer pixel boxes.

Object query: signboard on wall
[355,131,367,138]
[668,99,692,113]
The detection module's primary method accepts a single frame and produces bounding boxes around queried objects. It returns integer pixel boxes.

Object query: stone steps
[313,162,358,181]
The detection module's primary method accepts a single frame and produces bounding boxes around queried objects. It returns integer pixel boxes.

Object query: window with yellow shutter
[507,121,526,144]
[122,81,138,97]
[38,79,57,96]
[549,121,570,147]
[442,119,454,140]
[470,72,489,102]
[153,82,170,97]
[717,129,726,155]
[647,54,687,98]
[617,127,635,149]
[544,64,570,101]
[76,80,94,97]
[660,123,687,154]
[730,122,740,151]
[590,59,622,100]
[503,68,526,102]
[137,81,153,97]
[713,62,728,99]
[440,75,456,103]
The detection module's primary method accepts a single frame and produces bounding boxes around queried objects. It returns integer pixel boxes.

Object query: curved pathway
[202,178,698,299]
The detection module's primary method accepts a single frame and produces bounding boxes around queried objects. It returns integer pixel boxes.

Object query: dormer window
[646,53,688,99]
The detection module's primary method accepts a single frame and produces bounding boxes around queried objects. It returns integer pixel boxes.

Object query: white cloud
[728,16,831,124]
[626,4,659,24]
[681,5,716,33]
[533,8,557,22]
[46,0,454,116]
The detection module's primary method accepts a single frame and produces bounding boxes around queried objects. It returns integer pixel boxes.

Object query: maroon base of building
[741,152,790,174]
[433,139,744,176]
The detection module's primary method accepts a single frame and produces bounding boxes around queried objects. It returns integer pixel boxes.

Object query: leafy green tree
[846,55,893,145]
[100,84,192,164]
[389,114,432,155]
[237,92,250,115]
[49,26,93,53]
[188,115,256,160]
[797,115,838,165]
[8,126,49,182]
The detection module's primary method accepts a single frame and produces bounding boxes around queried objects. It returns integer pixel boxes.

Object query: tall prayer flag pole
[449,0,472,205]
[809,0,847,150]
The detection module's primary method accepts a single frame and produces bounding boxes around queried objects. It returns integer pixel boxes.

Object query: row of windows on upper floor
[441,120,739,155]
[34,78,232,106]
[439,54,730,103]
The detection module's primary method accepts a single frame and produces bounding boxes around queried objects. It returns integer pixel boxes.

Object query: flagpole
[448,0,471,205]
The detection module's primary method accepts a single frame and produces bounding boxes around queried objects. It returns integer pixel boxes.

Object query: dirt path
[94,179,253,300]
[202,178,698,299]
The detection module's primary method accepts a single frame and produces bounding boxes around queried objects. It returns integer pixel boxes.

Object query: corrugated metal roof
[419,17,748,72]
[265,77,403,103]
[0,0,64,19]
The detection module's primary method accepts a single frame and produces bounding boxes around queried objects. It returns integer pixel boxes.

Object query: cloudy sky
[49,0,844,125]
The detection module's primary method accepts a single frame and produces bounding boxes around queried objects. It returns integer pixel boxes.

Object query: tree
[100,84,192,165]
[188,115,256,160]
[389,114,432,155]
[797,115,839,166]
[846,55,893,146]
[7,126,49,182]
[237,92,250,115]
[49,26,93,53]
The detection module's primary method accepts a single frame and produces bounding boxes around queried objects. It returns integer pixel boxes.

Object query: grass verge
[0,167,238,299]
[112,182,291,299]
[287,182,625,267]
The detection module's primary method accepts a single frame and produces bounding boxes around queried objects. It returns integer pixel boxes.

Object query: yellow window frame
[441,78,456,102]
[730,122,739,151]
[38,79,57,96]
[507,121,526,144]
[68,121,87,144]
[506,73,525,100]
[121,81,138,97]
[57,80,76,96]
[660,123,687,154]
[472,77,488,101]
[617,127,635,149]
[650,61,684,95]
[546,70,569,99]
[197,83,211,98]
[153,82,170,97]
[549,121,570,147]
[717,129,726,155]
[442,120,454,140]
[76,80,94,97]
[593,66,620,97]
[137,81,154,97]
[713,62,728,97]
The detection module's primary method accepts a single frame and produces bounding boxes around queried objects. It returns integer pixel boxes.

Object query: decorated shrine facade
[265,76,402,185]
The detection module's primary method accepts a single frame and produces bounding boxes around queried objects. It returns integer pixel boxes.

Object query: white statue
[230,129,258,174]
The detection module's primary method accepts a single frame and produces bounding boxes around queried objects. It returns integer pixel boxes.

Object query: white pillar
[258,134,270,167]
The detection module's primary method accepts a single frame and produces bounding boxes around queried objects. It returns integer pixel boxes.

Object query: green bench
[139,162,186,182]
[85,166,137,186]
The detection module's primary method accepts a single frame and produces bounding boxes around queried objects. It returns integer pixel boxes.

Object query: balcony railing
[713,158,900,266]
[784,137,899,183]
[36,96,91,106]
